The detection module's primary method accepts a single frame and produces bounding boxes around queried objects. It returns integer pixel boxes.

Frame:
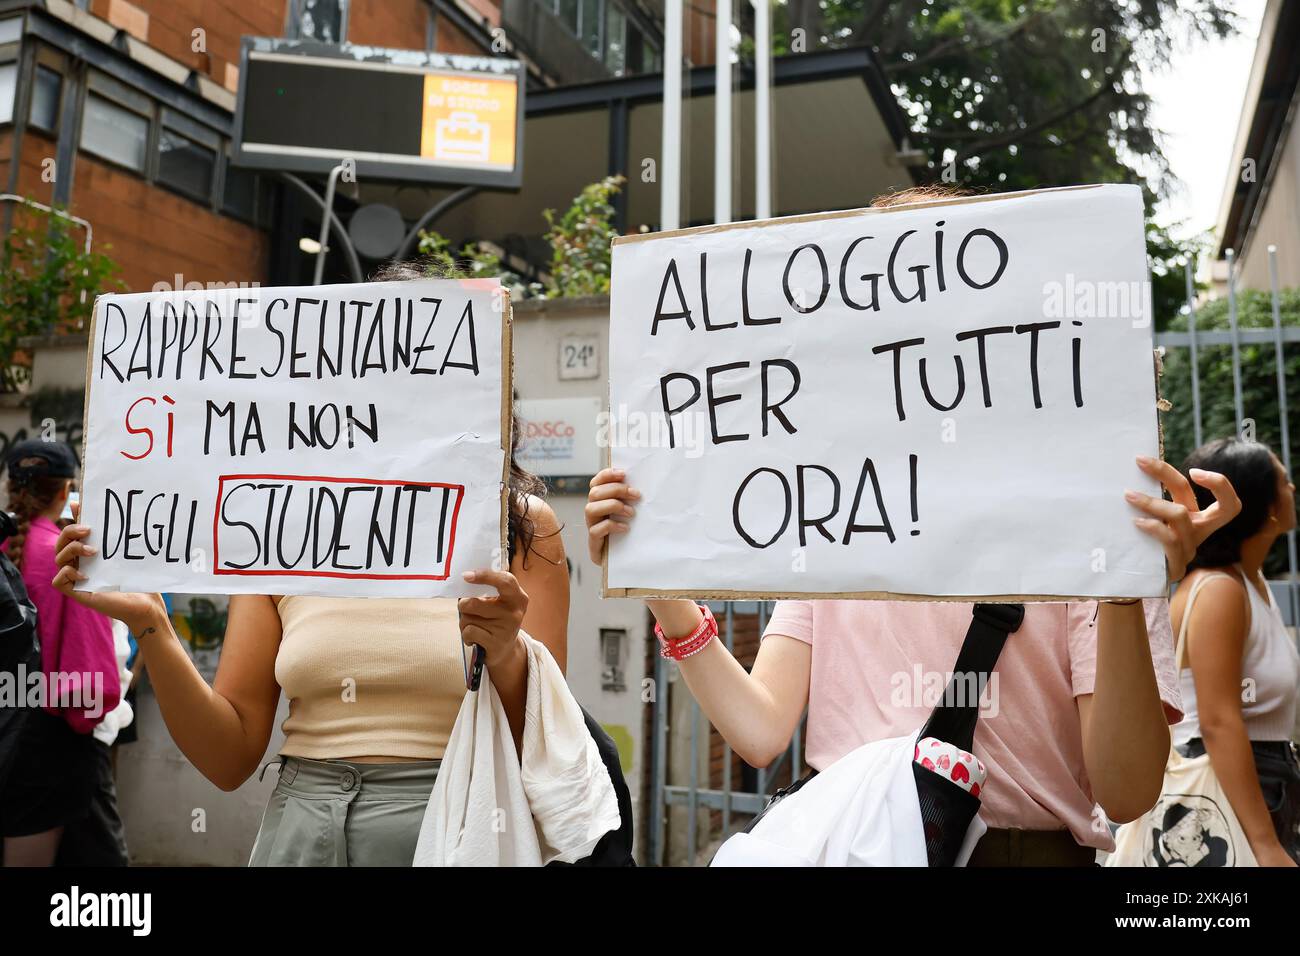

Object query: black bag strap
[916,603,1025,754]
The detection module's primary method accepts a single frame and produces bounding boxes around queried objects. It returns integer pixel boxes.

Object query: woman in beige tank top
[48,264,572,866]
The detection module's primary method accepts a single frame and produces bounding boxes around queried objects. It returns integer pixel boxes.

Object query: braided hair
[5,460,68,570]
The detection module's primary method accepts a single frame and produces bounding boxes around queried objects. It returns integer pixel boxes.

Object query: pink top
[764,599,1182,850]
[20,515,120,733]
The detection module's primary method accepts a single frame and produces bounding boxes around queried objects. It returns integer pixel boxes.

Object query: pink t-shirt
[763,599,1182,850]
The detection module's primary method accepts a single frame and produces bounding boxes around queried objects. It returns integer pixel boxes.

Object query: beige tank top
[274,596,467,760]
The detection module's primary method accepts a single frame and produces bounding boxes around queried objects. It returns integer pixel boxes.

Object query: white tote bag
[710,733,986,867]
[1108,573,1258,867]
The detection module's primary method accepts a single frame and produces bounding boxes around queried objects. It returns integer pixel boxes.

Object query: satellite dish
[349,203,407,260]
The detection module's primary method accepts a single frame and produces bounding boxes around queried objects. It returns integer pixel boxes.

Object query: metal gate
[645,600,805,866]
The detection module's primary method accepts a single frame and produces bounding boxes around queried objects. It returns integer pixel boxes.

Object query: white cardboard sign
[605,185,1165,600]
[77,278,510,598]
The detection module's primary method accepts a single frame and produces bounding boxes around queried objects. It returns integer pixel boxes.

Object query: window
[623,23,645,74]
[81,94,148,170]
[158,129,215,199]
[0,62,15,125]
[557,0,579,33]
[287,0,349,43]
[222,155,258,221]
[156,110,218,201]
[642,36,659,73]
[81,72,151,171]
[0,18,22,46]
[29,66,62,132]
[580,0,602,57]
[545,1,654,75]
[605,6,626,75]
[73,70,263,220]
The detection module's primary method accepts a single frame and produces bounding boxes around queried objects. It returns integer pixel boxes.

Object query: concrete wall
[0,335,91,491]
[114,642,287,866]
[0,395,32,471]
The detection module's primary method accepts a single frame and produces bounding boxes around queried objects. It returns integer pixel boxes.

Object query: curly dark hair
[371,257,553,567]
[1184,437,1282,570]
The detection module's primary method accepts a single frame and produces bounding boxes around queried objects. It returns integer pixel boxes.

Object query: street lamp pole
[313,163,348,285]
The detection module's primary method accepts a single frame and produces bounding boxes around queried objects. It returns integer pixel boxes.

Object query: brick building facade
[0,0,497,293]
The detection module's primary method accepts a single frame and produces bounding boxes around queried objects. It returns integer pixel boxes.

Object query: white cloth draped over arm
[414,634,621,867]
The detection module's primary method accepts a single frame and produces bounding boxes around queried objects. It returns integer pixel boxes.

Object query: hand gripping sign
[603,185,1165,601]
[76,278,511,598]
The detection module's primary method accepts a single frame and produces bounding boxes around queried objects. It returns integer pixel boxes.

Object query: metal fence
[643,245,1300,867]
[647,600,795,866]
[1158,246,1300,626]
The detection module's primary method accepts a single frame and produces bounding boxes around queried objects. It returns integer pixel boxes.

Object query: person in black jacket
[0,510,41,811]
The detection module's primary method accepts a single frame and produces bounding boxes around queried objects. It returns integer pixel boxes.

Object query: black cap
[5,439,78,486]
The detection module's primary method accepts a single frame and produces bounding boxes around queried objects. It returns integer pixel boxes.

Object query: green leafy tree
[414,229,474,278]
[1161,288,1300,575]
[543,175,625,299]
[768,1,1235,326]
[773,0,1233,196]
[416,175,624,300]
[415,230,544,300]
[0,201,122,391]
[1146,223,1211,332]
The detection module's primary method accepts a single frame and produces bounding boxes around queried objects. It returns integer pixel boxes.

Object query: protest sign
[76,278,510,599]
[604,185,1165,600]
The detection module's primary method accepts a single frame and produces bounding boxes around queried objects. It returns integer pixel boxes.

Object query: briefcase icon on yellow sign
[433,111,490,163]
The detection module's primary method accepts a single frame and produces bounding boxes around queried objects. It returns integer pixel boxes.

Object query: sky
[1143,0,1267,243]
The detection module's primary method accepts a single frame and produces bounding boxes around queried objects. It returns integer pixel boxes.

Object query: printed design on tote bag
[1144,795,1236,867]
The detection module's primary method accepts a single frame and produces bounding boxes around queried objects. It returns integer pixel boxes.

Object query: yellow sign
[420,71,518,171]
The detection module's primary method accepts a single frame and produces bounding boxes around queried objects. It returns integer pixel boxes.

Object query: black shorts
[54,738,128,866]
[1182,737,1300,863]
[0,709,99,838]
[114,685,140,746]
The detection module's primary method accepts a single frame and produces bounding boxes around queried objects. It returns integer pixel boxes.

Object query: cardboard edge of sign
[610,183,1112,248]
[79,293,102,529]
[74,294,103,593]
[75,283,515,595]
[499,289,513,569]
[601,184,1165,603]
[598,586,1158,603]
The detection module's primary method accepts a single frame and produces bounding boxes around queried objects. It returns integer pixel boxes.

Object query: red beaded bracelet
[655,604,718,661]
